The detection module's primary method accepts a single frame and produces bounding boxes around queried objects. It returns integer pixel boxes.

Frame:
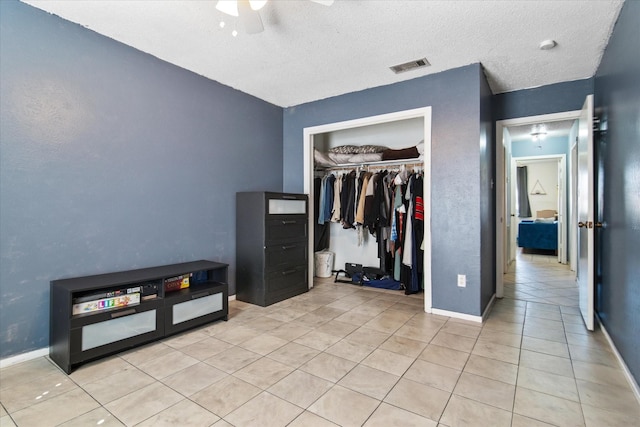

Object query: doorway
[510,154,567,265]
[496,111,581,300]
[302,107,433,313]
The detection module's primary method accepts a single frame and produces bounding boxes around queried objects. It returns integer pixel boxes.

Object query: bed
[517,210,558,251]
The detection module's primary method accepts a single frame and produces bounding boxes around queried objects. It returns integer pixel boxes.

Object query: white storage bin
[314,250,334,278]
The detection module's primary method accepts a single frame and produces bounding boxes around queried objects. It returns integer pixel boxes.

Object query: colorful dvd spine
[164,274,191,293]
[72,293,141,315]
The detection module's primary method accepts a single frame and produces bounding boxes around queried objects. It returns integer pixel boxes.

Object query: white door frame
[496,110,580,299]
[570,142,578,272]
[303,107,433,312]
[511,154,568,264]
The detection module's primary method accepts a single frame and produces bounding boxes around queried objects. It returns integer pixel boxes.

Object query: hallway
[504,250,578,307]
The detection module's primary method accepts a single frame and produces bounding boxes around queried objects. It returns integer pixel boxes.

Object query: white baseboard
[429,294,495,324]
[0,348,49,369]
[1,295,240,370]
[427,293,496,324]
[596,314,640,404]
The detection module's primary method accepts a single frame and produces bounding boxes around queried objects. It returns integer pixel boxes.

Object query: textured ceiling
[22,0,624,107]
[508,119,577,141]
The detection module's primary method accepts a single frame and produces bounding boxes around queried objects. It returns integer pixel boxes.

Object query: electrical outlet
[457,274,466,287]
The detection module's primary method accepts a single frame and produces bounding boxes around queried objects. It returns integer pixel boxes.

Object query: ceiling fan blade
[238,0,264,34]
[310,0,334,5]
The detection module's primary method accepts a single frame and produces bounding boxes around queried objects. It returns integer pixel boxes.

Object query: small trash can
[314,250,335,278]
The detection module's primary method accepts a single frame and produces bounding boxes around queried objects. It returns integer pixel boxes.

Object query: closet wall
[285,64,492,318]
[314,118,424,270]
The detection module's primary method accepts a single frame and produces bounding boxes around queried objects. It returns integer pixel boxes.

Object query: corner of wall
[480,66,496,314]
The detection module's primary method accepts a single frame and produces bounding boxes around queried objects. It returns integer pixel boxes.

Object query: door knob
[595,222,604,228]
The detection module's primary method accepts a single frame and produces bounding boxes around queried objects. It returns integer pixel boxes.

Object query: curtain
[517,166,532,218]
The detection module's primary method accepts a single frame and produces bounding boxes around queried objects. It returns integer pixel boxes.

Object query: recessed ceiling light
[539,39,557,50]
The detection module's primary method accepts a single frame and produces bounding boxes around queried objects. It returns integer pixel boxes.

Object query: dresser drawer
[265,266,308,301]
[164,282,228,336]
[236,191,309,307]
[265,242,307,271]
[266,218,308,243]
[69,300,163,364]
[267,197,307,216]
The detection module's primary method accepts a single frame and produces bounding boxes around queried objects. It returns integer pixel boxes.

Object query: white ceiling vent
[390,57,431,74]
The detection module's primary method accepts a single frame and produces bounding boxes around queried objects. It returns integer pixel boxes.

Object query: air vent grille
[390,57,431,74]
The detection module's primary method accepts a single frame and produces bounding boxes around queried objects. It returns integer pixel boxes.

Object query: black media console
[49,260,228,374]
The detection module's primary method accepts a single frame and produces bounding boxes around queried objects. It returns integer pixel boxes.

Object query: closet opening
[302,107,433,312]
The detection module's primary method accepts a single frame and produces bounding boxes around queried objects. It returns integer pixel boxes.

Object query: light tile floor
[1,251,639,426]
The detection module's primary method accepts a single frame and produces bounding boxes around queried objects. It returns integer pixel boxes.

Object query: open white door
[577,95,595,331]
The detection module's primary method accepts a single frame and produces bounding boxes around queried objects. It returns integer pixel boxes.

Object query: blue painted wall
[511,136,569,158]
[493,78,593,120]
[594,0,640,383]
[284,64,491,316]
[0,1,283,358]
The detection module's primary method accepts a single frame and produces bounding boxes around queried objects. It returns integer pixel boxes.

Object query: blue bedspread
[518,220,558,250]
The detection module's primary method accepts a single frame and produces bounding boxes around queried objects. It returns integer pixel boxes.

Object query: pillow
[327,152,354,163]
[328,145,359,154]
[416,141,424,155]
[536,209,556,219]
[328,145,388,154]
[314,149,337,168]
[534,218,555,223]
[381,146,420,161]
[348,153,384,163]
[356,145,387,154]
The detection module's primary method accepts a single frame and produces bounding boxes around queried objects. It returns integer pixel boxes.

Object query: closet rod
[319,158,424,171]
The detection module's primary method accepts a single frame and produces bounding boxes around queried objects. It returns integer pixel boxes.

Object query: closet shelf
[317,157,424,171]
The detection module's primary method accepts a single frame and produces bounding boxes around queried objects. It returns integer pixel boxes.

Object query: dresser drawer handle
[110,308,136,319]
[191,291,211,300]
[282,270,297,276]
[281,220,296,225]
[281,245,296,250]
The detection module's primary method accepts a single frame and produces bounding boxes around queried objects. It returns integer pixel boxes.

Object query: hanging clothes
[314,176,330,251]
[364,172,381,235]
[402,175,414,267]
[355,172,372,225]
[407,173,424,294]
[331,174,342,223]
[412,174,424,283]
[340,171,357,229]
[317,174,327,225]
[318,163,425,293]
[392,184,405,282]
[322,173,335,223]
